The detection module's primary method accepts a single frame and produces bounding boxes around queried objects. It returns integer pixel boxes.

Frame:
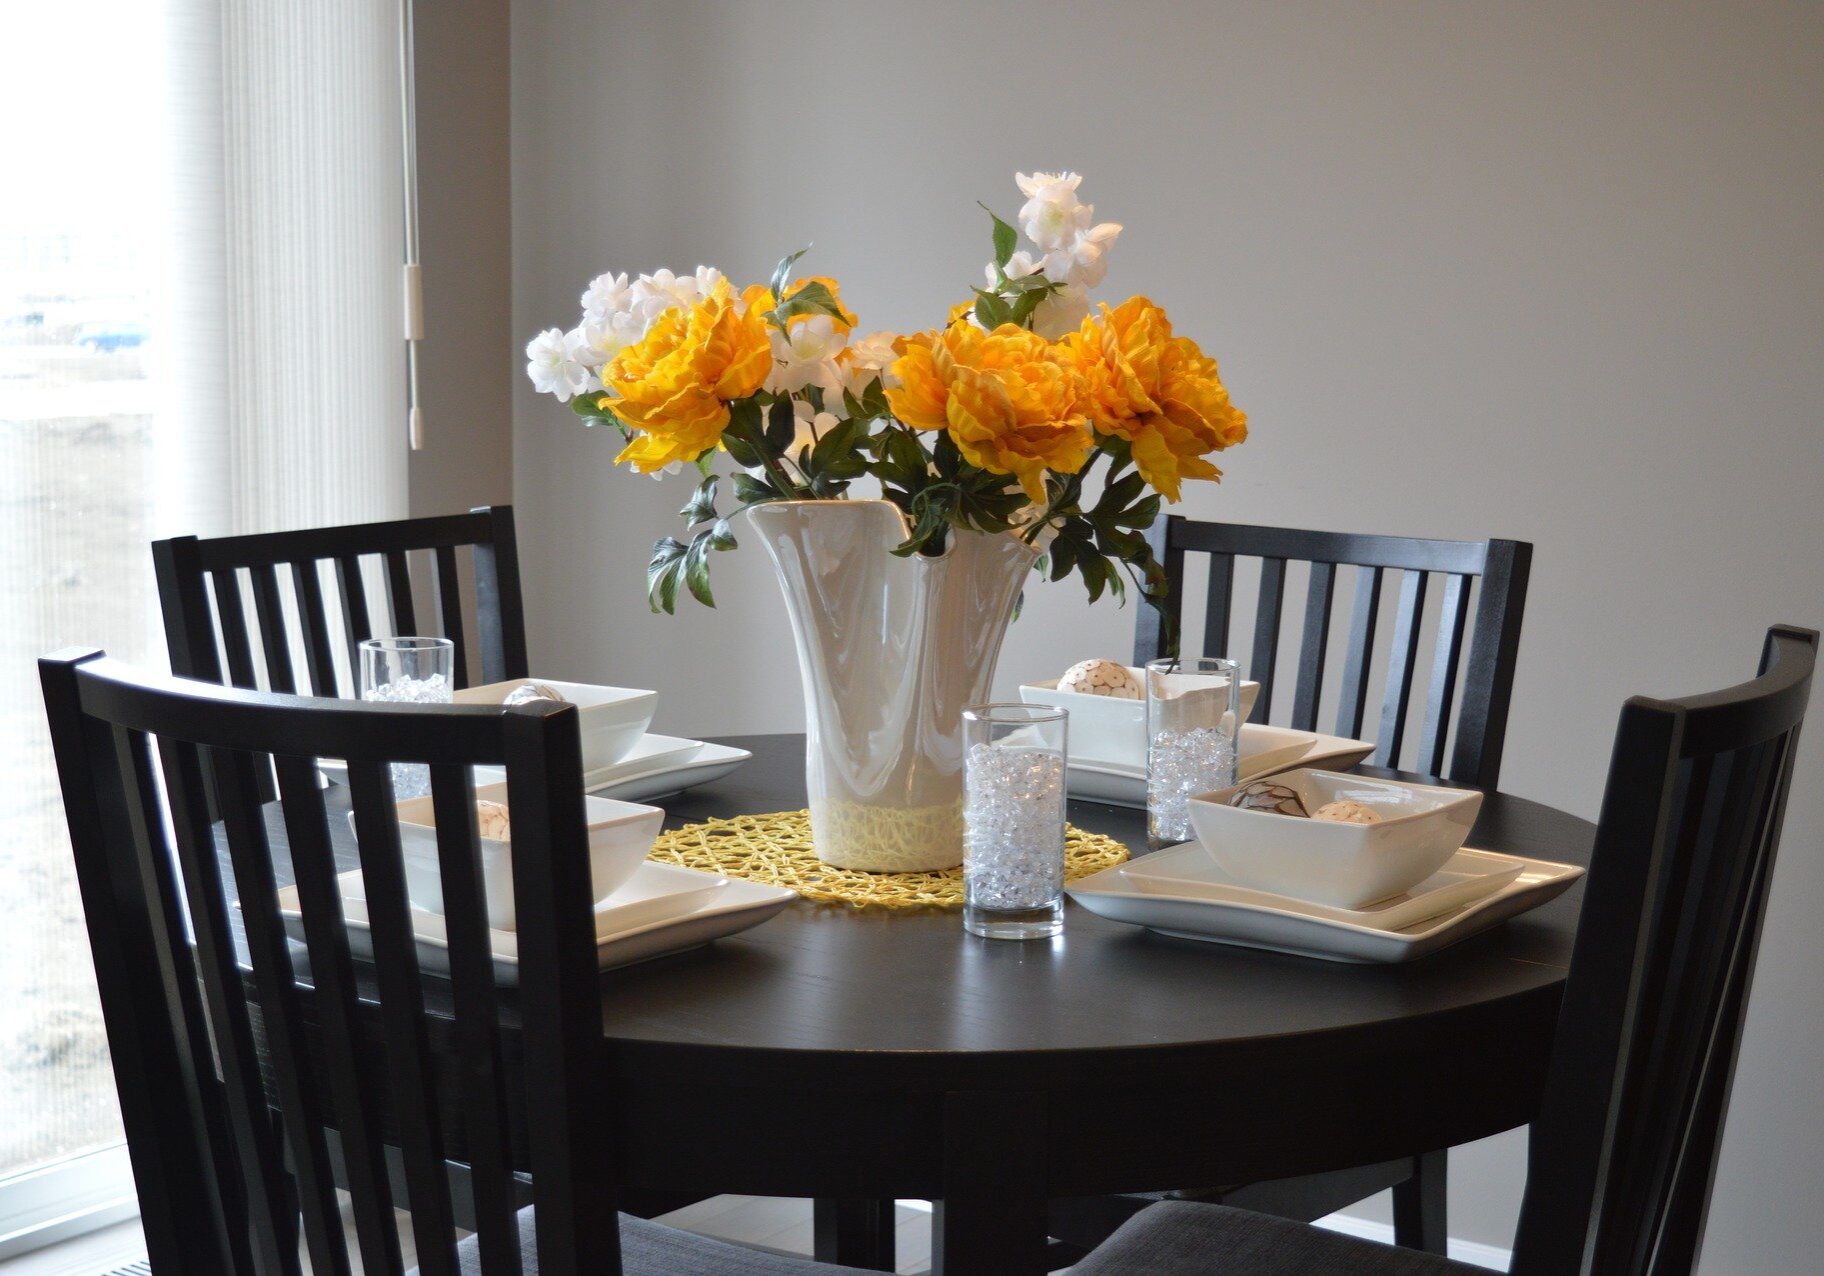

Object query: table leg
[1392,1149,1449,1254]
[933,1091,1048,1275]
[813,1197,896,1270]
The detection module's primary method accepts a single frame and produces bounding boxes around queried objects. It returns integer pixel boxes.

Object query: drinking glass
[961,703,1069,940]
[359,636,454,798]
[1146,656,1241,849]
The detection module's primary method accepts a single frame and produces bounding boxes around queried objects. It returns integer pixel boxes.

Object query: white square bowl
[453,677,657,771]
[1019,668,1260,768]
[353,781,663,931]
[1188,769,1483,908]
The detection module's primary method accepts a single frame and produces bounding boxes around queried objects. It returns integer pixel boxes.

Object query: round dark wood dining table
[247,733,1593,1274]
[598,734,1593,1274]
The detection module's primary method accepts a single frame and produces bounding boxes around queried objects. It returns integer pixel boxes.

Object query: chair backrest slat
[290,560,341,697]
[1336,565,1383,741]
[434,545,474,690]
[1290,561,1336,732]
[1135,517,1531,785]
[213,569,261,690]
[249,564,297,695]
[1373,569,1430,769]
[155,507,527,700]
[1417,573,1472,776]
[1512,626,1816,1276]
[155,736,297,1271]
[384,550,419,638]
[215,745,350,1275]
[1248,557,1288,710]
[345,760,460,1275]
[272,755,405,1274]
[41,652,618,1274]
[431,763,524,1275]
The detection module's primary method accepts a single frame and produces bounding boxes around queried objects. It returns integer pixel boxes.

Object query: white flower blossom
[580,271,631,320]
[524,327,592,401]
[1031,283,1091,341]
[766,313,848,397]
[1016,171,1092,251]
[842,330,901,395]
[571,311,643,371]
[1042,221,1122,289]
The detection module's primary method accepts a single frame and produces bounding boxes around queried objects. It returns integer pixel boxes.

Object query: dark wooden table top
[251,732,1596,1272]
[594,734,1592,1086]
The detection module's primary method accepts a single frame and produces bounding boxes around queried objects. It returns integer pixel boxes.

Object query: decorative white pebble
[503,681,565,705]
[1059,658,1142,699]
[1312,799,1381,825]
[475,799,513,841]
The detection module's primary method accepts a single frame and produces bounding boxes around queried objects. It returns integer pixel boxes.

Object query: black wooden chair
[1073,624,1816,1275]
[152,505,529,696]
[39,650,872,1275]
[1048,518,1534,1261]
[1134,516,1532,787]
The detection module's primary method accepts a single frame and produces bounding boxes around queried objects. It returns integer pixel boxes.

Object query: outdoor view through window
[1,1,169,1182]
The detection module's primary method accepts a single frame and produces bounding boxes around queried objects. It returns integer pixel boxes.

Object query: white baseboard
[1316,1211,1513,1271]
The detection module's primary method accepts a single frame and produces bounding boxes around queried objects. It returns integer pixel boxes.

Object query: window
[1,0,410,1252]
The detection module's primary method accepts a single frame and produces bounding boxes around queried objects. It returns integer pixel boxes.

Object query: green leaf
[708,518,738,551]
[732,472,781,505]
[765,396,797,455]
[973,290,1012,330]
[979,201,1018,268]
[683,532,716,607]
[771,279,847,329]
[646,537,688,614]
[811,417,858,470]
[678,474,720,526]
[1007,287,1048,329]
[1113,493,1162,530]
[721,429,763,470]
[770,247,811,301]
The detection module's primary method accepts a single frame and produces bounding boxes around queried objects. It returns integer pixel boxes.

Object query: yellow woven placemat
[647,809,1130,909]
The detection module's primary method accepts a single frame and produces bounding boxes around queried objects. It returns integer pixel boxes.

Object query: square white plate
[274,859,793,983]
[324,734,752,803]
[1066,724,1374,808]
[1066,841,1582,963]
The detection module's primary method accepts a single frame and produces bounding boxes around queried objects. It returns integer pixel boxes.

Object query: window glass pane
[0,0,169,1178]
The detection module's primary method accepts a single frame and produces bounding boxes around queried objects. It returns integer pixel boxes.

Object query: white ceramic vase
[750,500,1037,872]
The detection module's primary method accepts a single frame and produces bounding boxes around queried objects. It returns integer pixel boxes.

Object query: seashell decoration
[474,799,513,841]
[503,681,566,706]
[1227,780,1310,817]
[1311,799,1381,825]
[1058,658,1142,699]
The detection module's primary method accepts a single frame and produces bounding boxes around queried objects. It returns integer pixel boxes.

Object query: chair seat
[439,1206,872,1274]
[1072,1200,1483,1275]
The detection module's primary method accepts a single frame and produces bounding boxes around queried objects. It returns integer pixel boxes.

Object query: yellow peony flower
[1063,296,1247,501]
[781,275,858,334]
[885,323,1093,499]
[603,280,773,472]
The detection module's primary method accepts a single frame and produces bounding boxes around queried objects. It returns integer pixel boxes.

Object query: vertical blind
[161,0,408,539]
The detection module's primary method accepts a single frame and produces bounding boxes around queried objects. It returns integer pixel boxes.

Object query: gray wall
[409,0,513,518]
[508,2,1824,1266]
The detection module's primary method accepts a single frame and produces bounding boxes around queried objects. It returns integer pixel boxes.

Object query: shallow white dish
[275,860,794,984]
[354,782,663,930]
[1067,841,1582,963]
[1190,769,1483,908]
[453,677,657,771]
[1019,668,1260,769]
[328,735,751,802]
[1065,724,1373,808]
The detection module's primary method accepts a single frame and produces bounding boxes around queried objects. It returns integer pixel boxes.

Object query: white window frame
[0,1146,137,1261]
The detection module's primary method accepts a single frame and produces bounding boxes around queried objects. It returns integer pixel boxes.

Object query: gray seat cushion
[1072,1200,1484,1275]
[440,1205,872,1274]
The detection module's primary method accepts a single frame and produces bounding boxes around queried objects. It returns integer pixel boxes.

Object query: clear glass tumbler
[358,636,455,798]
[962,703,1069,940]
[1146,656,1242,849]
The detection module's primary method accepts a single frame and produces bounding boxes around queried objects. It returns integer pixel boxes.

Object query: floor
[0,1196,936,1274]
[1,1196,1511,1273]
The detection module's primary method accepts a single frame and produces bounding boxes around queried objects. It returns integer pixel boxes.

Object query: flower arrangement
[526,172,1247,616]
